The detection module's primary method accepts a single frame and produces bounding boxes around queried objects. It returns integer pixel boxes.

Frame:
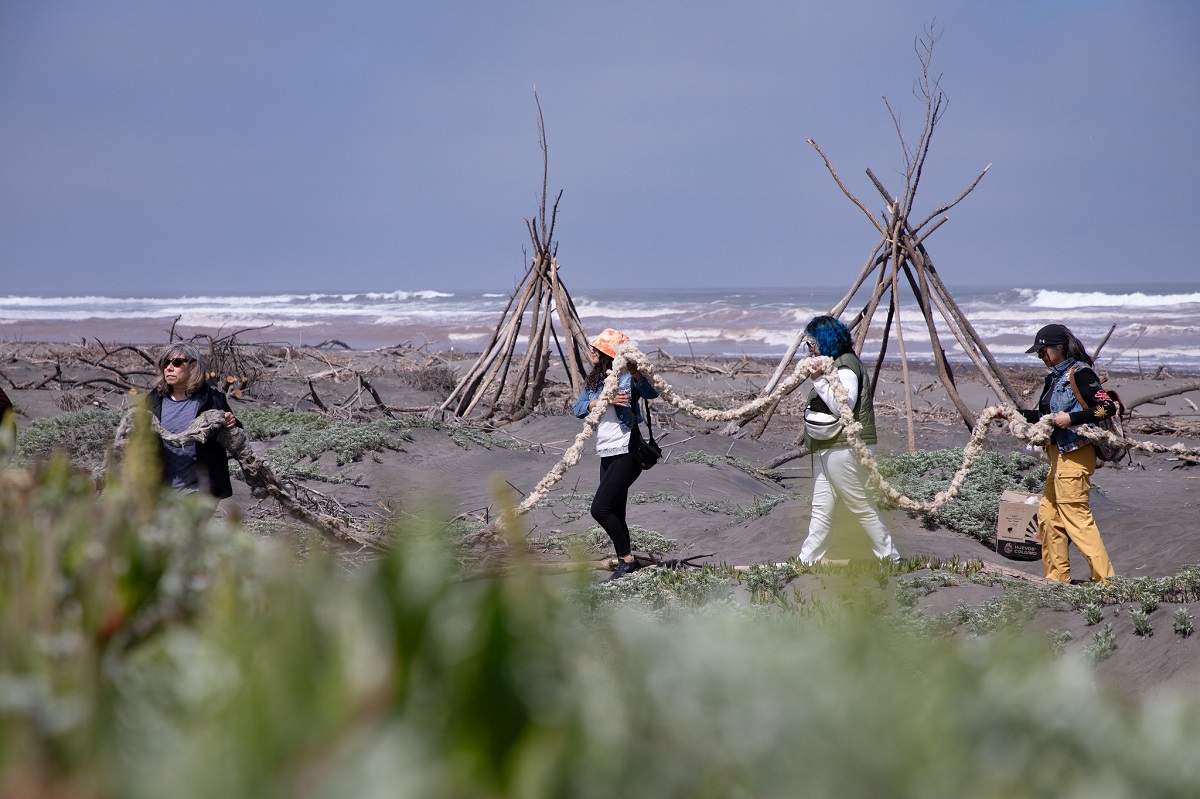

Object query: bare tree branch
[806,138,887,235]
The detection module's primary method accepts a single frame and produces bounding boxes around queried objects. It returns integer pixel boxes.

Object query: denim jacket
[573,372,659,432]
[1037,358,1086,453]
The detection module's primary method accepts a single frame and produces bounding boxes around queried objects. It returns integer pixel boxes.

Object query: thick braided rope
[515,344,1200,515]
[515,345,830,512]
[110,408,380,545]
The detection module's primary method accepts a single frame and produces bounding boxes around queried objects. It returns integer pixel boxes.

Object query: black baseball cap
[1026,324,1070,353]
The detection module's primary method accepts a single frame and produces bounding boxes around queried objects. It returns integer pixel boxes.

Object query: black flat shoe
[606,558,644,581]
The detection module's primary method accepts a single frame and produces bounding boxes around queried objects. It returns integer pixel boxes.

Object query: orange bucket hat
[590,328,629,358]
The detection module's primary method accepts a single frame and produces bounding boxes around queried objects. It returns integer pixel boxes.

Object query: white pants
[799,445,899,564]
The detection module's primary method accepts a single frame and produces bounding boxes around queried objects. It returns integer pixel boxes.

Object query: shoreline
[4,326,1199,381]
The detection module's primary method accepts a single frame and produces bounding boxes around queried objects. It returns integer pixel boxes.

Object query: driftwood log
[111,408,383,548]
[436,93,591,424]
[1126,382,1200,411]
[727,27,1020,443]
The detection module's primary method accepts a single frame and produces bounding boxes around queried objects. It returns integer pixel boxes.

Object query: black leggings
[590,452,643,557]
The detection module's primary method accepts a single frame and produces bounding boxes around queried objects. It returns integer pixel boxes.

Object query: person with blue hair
[798,315,899,564]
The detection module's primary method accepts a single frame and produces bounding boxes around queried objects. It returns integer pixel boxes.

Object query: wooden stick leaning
[110,408,383,548]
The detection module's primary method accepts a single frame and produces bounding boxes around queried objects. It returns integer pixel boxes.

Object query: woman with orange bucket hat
[572,328,660,580]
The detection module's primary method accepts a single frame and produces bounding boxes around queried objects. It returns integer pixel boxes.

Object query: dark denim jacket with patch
[1022,358,1117,454]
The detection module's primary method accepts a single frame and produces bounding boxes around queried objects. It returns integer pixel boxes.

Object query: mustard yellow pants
[1039,443,1114,583]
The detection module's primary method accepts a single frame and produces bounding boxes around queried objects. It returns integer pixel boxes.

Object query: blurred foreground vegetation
[5,418,1200,797]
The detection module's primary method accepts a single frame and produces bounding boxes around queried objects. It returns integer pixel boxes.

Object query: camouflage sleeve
[1068,367,1118,426]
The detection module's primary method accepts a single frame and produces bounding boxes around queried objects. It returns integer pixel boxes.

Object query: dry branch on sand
[106,408,385,548]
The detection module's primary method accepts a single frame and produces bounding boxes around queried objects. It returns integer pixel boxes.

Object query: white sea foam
[4,285,1198,368]
[359,290,454,301]
[1027,289,1200,308]
[573,300,690,320]
[0,289,456,312]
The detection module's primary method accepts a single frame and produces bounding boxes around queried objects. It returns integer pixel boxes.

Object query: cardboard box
[996,490,1042,561]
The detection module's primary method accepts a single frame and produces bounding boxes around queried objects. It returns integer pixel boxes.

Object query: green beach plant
[1131,608,1153,637]
[540,525,678,556]
[1047,629,1073,657]
[674,450,782,481]
[739,562,802,606]
[1084,623,1118,664]
[877,449,1049,544]
[12,407,123,466]
[1173,608,1194,638]
[8,443,1200,796]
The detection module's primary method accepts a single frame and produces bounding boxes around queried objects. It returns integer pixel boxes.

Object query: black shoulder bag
[629,386,662,470]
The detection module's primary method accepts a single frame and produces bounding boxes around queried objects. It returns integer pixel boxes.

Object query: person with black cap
[1021,323,1117,583]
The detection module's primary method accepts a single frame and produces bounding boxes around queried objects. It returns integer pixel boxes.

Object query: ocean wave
[0,289,456,310]
[5,285,1199,367]
[357,290,454,301]
[573,300,691,320]
[623,326,800,349]
[1026,289,1200,308]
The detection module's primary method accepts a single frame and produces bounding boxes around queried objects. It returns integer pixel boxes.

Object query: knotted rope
[110,408,383,547]
[515,343,1200,517]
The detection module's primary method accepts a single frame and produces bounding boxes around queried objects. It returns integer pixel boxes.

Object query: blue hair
[804,316,853,358]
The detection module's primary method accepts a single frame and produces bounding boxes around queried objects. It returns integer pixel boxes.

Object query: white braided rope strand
[516,347,837,513]
[616,344,831,422]
[516,353,633,513]
[509,343,1200,519]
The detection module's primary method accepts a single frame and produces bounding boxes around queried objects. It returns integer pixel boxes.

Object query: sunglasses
[164,357,195,368]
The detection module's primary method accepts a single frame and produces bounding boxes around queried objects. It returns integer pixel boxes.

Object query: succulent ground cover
[876,449,1050,544]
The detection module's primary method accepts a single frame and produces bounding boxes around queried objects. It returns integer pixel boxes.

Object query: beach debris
[109,407,385,548]
[1125,381,1200,412]
[435,92,592,424]
[306,372,397,421]
[728,26,1021,444]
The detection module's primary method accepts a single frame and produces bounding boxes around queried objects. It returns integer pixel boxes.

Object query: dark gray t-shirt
[160,395,201,491]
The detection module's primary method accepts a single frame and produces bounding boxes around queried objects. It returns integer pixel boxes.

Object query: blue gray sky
[1,0,1197,296]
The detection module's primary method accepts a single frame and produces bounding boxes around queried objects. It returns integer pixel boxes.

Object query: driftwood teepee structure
[740,29,1023,449]
[437,97,591,424]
